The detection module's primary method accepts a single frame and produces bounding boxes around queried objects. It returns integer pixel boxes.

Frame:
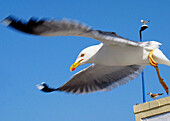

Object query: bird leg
[148,50,169,94]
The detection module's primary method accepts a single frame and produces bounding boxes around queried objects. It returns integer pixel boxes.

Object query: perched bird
[36,82,57,92]
[141,20,150,25]
[1,16,169,94]
[148,92,163,100]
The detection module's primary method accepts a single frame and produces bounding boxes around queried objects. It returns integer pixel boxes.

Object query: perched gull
[147,92,163,100]
[1,16,170,94]
[141,20,150,25]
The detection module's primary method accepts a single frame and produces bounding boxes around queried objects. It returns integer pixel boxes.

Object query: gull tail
[158,93,163,95]
[153,49,170,66]
[142,41,162,50]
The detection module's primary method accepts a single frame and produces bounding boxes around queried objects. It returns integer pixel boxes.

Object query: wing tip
[1,15,46,35]
[36,83,45,90]
[1,15,16,26]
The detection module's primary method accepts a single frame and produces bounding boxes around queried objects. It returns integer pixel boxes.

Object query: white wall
[142,112,170,121]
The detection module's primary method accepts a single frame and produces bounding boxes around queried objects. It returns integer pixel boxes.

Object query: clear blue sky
[0,1,169,121]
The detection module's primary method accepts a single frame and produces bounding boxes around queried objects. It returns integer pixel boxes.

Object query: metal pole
[139,24,148,103]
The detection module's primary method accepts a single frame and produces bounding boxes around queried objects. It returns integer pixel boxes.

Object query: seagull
[1,15,169,94]
[147,92,163,100]
[141,20,150,25]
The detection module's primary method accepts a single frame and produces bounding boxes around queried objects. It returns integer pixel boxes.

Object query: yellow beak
[70,59,83,72]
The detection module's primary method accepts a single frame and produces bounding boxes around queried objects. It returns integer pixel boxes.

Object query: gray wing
[56,64,145,94]
[2,15,142,46]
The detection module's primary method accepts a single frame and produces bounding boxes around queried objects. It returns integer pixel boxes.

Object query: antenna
[139,20,149,103]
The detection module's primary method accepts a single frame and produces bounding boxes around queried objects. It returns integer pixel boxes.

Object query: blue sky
[0,1,169,121]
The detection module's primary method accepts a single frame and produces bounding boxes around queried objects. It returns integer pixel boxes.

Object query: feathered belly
[92,45,150,66]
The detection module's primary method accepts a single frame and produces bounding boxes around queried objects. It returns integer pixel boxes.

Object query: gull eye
[80,53,85,57]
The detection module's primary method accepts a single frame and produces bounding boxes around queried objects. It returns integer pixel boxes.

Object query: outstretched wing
[2,15,142,46]
[56,64,145,94]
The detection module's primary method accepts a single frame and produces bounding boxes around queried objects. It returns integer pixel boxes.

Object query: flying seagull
[1,16,169,94]
[147,92,163,100]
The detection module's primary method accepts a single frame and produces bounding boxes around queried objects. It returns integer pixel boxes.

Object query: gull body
[78,43,169,66]
[148,92,163,100]
[141,20,150,24]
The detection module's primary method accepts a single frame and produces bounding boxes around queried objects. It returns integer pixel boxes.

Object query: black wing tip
[1,15,46,35]
[36,82,57,93]
[1,15,17,26]
[1,15,51,25]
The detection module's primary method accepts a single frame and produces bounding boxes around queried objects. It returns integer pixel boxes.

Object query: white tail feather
[142,41,162,50]
[153,49,170,66]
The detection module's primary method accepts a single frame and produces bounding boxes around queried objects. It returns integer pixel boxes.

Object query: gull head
[70,44,102,71]
[141,20,144,23]
[147,92,152,95]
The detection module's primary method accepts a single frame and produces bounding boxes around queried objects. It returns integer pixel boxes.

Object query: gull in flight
[147,92,163,100]
[1,16,169,94]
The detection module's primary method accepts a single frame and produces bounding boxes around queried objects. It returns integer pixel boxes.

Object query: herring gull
[147,92,163,100]
[1,15,169,94]
[141,20,150,25]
